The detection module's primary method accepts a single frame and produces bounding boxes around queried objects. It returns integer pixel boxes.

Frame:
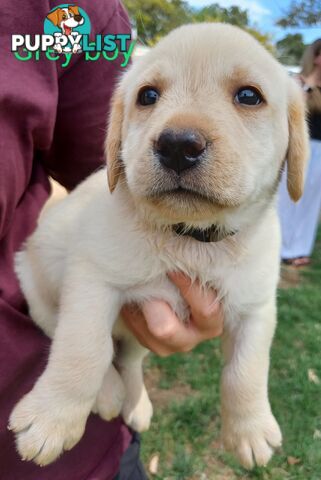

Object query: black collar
[172,223,236,243]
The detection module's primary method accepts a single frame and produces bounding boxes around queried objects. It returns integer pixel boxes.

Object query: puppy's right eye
[235,87,264,106]
[137,87,160,106]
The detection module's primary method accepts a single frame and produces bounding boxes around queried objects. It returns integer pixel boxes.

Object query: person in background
[278,39,321,267]
[0,2,223,479]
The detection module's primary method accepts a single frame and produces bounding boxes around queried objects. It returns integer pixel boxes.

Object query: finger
[142,300,207,352]
[121,304,175,356]
[141,300,182,338]
[121,306,152,348]
[168,272,222,332]
[122,296,222,356]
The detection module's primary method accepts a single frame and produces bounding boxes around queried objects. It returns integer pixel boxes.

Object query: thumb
[142,300,179,338]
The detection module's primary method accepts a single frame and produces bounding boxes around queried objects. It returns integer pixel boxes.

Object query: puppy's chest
[101,229,263,311]
[157,240,227,282]
[156,237,272,309]
[119,237,258,325]
[152,237,246,296]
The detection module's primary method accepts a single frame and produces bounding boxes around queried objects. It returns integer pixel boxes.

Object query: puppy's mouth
[146,187,237,241]
[63,25,72,35]
[138,158,243,209]
[148,185,219,206]
[160,186,210,200]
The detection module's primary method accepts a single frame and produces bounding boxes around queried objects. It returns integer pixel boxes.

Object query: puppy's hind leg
[115,322,153,433]
[93,364,126,421]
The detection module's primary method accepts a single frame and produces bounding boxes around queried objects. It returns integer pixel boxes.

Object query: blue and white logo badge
[44,4,91,54]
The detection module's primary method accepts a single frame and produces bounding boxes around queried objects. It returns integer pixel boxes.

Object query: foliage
[123,0,274,51]
[123,0,192,44]
[192,3,248,27]
[192,4,274,52]
[276,33,306,65]
[277,0,321,27]
[246,28,275,54]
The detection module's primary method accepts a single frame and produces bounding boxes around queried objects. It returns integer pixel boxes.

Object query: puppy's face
[107,24,309,229]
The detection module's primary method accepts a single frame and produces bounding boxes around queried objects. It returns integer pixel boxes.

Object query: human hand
[121,272,223,357]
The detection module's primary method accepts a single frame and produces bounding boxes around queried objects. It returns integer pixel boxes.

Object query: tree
[124,0,274,52]
[193,4,274,52]
[193,4,248,27]
[277,1,321,27]
[276,33,306,65]
[246,28,275,54]
[123,0,192,44]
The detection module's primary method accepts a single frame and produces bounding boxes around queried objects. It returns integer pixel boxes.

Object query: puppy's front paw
[9,387,91,465]
[53,44,63,54]
[222,410,282,469]
[122,386,153,432]
[72,44,81,54]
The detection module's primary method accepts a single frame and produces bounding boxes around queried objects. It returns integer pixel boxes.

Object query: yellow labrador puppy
[9,23,308,469]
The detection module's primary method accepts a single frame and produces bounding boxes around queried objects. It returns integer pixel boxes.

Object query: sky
[188,0,321,44]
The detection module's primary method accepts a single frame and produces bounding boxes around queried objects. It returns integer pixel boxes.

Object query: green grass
[141,228,321,479]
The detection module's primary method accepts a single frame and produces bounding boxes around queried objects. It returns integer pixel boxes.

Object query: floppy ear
[286,78,310,202]
[47,9,59,26]
[105,87,124,193]
[69,5,80,15]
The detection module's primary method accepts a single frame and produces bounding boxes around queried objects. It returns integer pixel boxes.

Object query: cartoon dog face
[47,5,84,35]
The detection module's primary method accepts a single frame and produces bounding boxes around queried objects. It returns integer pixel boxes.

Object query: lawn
[141,228,321,479]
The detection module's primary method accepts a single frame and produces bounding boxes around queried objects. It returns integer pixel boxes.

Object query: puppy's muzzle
[154,129,207,174]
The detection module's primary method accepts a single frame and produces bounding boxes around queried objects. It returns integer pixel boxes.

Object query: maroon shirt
[0,1,132,478]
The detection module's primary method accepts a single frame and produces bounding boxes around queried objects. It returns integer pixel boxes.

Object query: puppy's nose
[155,129,207,174]
[74,14,82,21]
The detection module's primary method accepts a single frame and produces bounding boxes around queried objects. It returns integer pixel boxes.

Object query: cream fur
[9,23,309,469]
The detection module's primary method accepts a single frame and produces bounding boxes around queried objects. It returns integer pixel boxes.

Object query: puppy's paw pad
[9,390,89,465]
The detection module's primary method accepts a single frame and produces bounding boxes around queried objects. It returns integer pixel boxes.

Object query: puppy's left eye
[137,87,160,106]
[235,87,263,106]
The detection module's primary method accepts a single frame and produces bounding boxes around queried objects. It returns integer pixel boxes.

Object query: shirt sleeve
[42,0,131,190]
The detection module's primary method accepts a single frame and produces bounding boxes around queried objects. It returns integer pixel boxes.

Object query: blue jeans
[114,432,148,480]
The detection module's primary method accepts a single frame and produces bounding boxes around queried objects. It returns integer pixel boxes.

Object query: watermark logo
[11,4,135,68]
[44,4,91,54]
